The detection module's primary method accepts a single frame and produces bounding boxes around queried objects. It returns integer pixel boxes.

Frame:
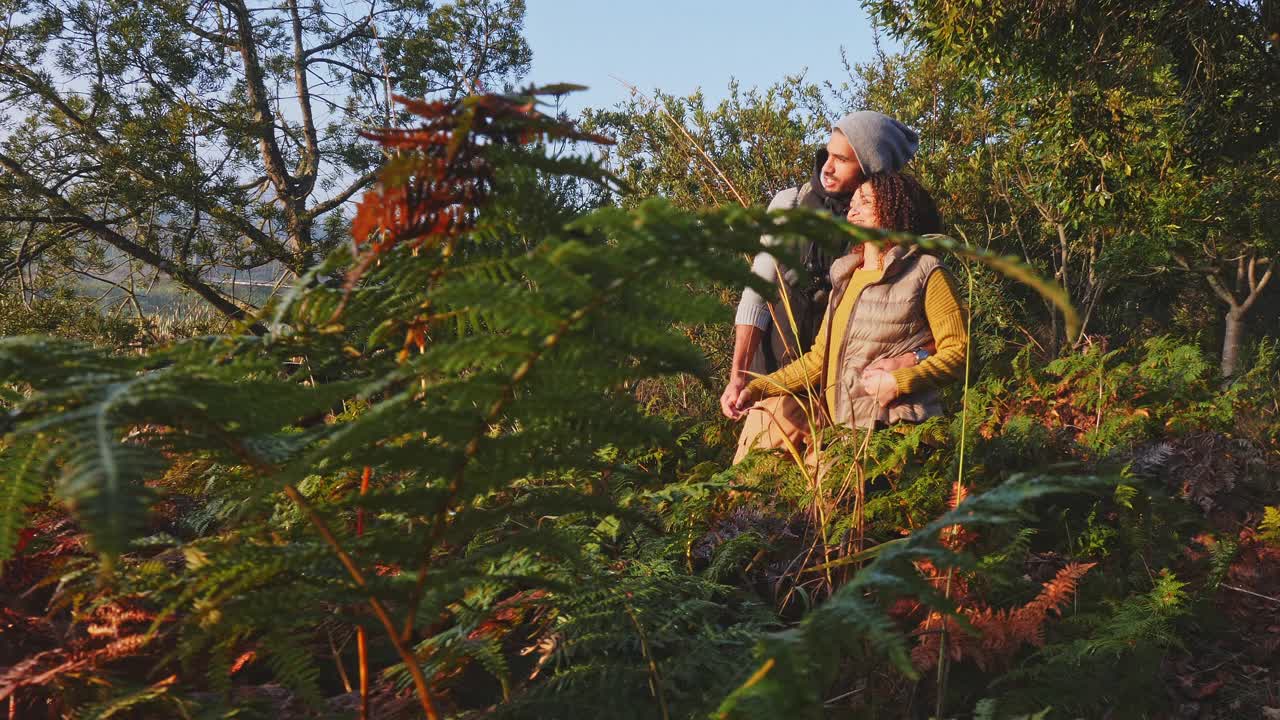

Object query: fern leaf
[1259,506,1280,546]
[72,675,177,720]
[263,631,323,708]
[973,698,998,720]
[0,439,46,560]
[55,429,162,558]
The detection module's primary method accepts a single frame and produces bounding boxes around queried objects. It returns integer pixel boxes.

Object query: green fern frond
[973,698,998,720]
[719,473,1114,716]
[55,431,163,558]
[1081,572,1190,657]
[704,531,768,583]
[0,438,46,560]
[262,630,324,708]
[71,675,180,720]
[1259,506,1280,546]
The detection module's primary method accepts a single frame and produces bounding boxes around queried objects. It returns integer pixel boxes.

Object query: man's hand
[861,368,900,408]
[722,324,765,420]
[729,385,758,421]
[720,375,749,419]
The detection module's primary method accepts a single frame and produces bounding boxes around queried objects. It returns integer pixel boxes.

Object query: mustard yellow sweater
[747,268,967,411]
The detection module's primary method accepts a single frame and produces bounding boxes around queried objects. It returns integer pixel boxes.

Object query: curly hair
[865,172,943,235]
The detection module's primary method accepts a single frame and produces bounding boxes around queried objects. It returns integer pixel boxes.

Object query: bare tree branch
[306,56,403,83]
[237,175,270,191]
[1204,271,1241,309]
[177,12,240,48]
[302,15,376,59]
[1,214,104,224]
[1240,260,1275,314]
[0,150,265,333]
[219,0,296,194]
[0,59,296,265]
[308,168,379,218]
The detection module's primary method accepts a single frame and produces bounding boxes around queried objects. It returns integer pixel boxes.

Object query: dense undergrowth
[0,91,1277,720]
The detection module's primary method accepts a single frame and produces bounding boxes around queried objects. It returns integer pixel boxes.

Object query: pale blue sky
[521,1,900,116]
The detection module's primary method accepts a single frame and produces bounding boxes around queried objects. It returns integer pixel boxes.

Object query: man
[719,111,920,456]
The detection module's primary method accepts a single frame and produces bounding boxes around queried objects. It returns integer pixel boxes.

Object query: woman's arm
[890,269,969,395]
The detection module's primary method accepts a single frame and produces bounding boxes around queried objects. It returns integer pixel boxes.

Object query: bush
[0,288,139,347]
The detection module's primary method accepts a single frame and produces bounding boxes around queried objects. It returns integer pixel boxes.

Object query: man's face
[821,130,863,194]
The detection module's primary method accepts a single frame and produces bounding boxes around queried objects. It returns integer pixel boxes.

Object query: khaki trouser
[733,395,822,465]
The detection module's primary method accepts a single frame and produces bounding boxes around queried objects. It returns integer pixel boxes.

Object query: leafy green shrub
[0,289,138,347]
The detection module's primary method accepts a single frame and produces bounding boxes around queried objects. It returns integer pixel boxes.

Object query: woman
[730,172,967,463]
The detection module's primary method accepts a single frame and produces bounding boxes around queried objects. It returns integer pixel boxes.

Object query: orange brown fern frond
[911,562,1096,672]
[341,89,614,361]
[941,481,977,549]
[349,90,613,284]
[1017,561,1096,623]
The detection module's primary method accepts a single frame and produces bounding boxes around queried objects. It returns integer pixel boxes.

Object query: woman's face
[846,181,879,229]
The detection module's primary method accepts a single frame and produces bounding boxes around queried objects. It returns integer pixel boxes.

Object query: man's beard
[811,149,853,217]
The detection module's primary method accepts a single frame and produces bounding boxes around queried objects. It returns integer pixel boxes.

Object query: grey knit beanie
[832,111,919,175]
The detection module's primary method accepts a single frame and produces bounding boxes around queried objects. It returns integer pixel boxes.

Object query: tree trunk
[1221,310,1245,378]
[1198,251,1274,379]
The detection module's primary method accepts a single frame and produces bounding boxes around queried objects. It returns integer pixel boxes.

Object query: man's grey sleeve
[733,188,800,330]
[735,252,779,329]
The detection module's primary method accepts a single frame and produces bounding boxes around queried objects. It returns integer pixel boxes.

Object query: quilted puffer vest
[822,245,942,429]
